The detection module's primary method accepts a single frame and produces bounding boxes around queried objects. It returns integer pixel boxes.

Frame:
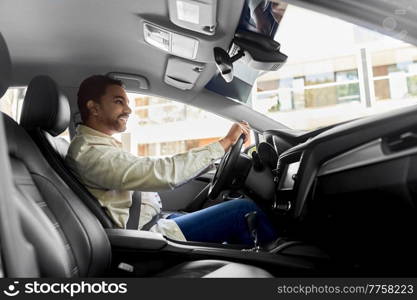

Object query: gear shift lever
[245,211,260,251]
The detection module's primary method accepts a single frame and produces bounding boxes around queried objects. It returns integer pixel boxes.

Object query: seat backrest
[1,37,111,277]
[3,112,112,277]
[19,75,114,228]
[0,33,11,98]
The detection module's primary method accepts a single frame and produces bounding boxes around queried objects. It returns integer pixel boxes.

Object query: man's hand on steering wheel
[208,121,251,199]
[218,121,250,152]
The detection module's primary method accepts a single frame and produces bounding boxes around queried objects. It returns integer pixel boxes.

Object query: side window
[0,87,26,122]
[0,87,70,141]
[253,4,417,130]
[121,94,233,156]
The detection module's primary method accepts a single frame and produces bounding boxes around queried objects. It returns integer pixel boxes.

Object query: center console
[105,229,330,276]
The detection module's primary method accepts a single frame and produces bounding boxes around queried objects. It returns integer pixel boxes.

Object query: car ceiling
[2,0,417,133]
[0,0,244,101]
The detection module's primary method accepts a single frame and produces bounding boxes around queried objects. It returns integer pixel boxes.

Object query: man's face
[89,84,132,135]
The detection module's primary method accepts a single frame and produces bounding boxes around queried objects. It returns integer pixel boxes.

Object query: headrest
[0,33,12,98]
[20,75,70,136]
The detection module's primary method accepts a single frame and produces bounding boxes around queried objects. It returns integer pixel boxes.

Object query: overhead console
[139,1,244,91]
[143,22,199,60]
[140,0,241,62]
[168,0,218,35]
[142,21,206,90]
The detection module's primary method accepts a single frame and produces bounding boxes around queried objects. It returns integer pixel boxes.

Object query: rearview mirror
[214,47,244,83]
[214,30,287,83]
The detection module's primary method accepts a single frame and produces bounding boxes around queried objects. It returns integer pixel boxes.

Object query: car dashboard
[260,105,417,274]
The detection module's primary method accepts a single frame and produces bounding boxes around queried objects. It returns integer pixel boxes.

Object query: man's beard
[102,115,128,133]
[113,119,127,132]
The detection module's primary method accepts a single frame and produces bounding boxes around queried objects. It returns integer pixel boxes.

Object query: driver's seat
[19,75,115,228]
[19,75,188,229]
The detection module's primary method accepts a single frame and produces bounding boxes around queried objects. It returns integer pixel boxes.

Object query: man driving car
[66,75,278,245]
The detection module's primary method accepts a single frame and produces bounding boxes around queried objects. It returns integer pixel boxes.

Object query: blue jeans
[168,198,278,246]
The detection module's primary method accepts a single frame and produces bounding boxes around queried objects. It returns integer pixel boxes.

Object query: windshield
[239,2,417,130]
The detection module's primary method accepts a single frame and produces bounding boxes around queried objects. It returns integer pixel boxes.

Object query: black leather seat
[155,260,272,278]
[19,75,114,228]
[3,111,111,276]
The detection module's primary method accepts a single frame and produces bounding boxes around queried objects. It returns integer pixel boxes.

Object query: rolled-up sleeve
[75,141,225,191]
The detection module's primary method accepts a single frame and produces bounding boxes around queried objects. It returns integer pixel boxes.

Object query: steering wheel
[208,134,245,199]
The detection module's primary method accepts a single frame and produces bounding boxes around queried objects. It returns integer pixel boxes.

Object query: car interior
[1,0,417,278]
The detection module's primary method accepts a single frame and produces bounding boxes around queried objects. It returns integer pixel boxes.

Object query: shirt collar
[76,124,122,145]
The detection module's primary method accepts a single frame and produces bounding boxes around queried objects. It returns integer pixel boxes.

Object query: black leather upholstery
[31,127,115,228]
[0,33,11,98]
[19,76,114,228]
[4,113,112,276]
[20,75,70,136]
[155,260,272,278]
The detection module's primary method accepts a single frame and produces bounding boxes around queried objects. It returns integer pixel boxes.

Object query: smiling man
[66,75,277,245]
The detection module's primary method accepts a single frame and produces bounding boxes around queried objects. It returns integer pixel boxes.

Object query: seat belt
[141,213,162,231]
[127,191,161,231]
[126,191,141,229]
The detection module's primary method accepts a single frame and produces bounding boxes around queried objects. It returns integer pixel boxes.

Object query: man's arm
[75,141,224,191]
[73,121,251,191]
[218,121,250,152]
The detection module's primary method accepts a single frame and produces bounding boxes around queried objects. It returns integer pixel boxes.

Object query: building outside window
[123,94,233,156]
[251,4,417,130]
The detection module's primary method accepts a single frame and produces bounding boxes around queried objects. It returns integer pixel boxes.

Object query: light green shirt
[65,125,225,241]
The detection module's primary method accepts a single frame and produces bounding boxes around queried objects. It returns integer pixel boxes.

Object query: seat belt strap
[126,191,141,229]
[141,213,162,231]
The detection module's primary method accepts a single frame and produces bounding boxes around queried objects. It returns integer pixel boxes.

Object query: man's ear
[86,100,99,117]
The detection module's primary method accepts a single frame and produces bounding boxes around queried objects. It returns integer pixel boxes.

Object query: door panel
[158,177,211,211]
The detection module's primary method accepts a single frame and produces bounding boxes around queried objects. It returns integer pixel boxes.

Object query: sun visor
[168,0,217,35]
[164,57,205,90]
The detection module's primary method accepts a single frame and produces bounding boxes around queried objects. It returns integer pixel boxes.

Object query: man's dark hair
[77,75,123,123]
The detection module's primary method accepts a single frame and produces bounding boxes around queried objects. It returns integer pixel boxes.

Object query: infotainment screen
[280,161,300,190]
